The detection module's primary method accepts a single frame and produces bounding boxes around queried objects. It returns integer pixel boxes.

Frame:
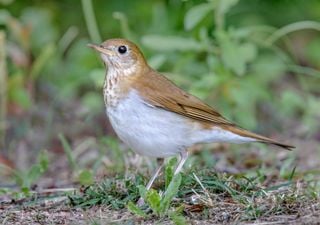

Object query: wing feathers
[133,70,234,126]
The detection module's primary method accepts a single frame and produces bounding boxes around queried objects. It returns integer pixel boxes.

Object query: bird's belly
[106,91,193,157]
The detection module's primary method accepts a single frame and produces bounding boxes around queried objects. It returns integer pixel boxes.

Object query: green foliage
[138,173,182,217]
[16,150,48,190]
[2,0,320,222]
[70,158,185,221]
[0,150,49,197]
[58,133,77,170]
[184,3,213,31]
[127,201,147,217]
[165,157,177,189]
[217,30,257,75]
[69,165,319,223]
[159,174,182,216]
[169,209,187,225]
[142,35,204,52]
[69,174,144,209]
[78,169,94,186]
[58,133,96,186]
[101,136,126,173]
[127,159,183,222]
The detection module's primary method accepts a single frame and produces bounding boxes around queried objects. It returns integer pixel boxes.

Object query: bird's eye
[118,45,127,54]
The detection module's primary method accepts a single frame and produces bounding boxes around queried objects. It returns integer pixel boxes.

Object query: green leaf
[30,43,56,79]
[27,165,42,186]
[159,173,182,215]
[165,157,177,189]
[113,12,134,41]
[89,68,105,88]
[58,133,77,170]
[169,205,186,224]
[21,7,58,51]
[266,21,320,45]
[24,151,48,188]
[239,43,256,64]
[148,54,166,70]
[206,179,237,196]
[138,185,147,201]
[81,91,103,112]
[146,189,161,214]
[10,88,32,109]
[0,9,11,25]
[78,170,94,186]
[279,155,296,179]
[21,187,31,196]
[127,202,147,217]
[38,150,49,172]
[252,54,286,80]
[169,212,187,225]
[216,30,257,75]
[280,90,305,117]
[305,37,320,67]
[184,3,213,30]
[217,0,239,16]
[302,96,320,134]
[142,35,203,52]
[215,0,239,29]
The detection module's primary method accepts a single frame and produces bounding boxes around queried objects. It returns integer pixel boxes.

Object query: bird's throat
[103,66,138,107]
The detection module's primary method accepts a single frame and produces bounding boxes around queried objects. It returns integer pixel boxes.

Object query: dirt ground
[0,197,319,224]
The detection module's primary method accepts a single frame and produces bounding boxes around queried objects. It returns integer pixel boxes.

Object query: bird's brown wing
[132,69,294,150]
[133,69,234,126]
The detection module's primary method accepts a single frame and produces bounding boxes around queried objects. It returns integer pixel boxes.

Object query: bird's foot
[137,197,145,207]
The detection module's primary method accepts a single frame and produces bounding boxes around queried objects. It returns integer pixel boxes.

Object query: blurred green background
[0,0,320,189]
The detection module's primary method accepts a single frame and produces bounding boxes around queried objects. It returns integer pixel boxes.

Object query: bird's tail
[223,126,295,150]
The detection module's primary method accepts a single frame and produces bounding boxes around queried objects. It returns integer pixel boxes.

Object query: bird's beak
[87,43,113,56]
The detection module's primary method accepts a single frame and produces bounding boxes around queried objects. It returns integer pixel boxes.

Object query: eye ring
[118,45,127,54]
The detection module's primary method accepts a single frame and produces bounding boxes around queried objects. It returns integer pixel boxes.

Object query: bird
[88,38,294,197]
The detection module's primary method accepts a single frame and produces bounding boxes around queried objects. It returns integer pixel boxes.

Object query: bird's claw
[137,197,145,207]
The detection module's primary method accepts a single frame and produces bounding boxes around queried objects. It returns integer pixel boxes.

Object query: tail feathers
[224,126,295,151]
[259,138,295,150]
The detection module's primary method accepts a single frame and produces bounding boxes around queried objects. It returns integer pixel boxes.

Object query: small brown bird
[88,38,294,193]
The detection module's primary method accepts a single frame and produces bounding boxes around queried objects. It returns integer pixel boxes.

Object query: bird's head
[88,39,148,76]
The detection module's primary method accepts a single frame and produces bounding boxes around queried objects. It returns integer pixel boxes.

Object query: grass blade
[165,157,177,189]
[0,31,7,149]
[146,189,161,214]
[160,173,182,216]
[58,133,77,170]
[127,201,147,218]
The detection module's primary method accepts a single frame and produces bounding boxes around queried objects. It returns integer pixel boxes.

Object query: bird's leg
[157,151,189,200]
[137,158,164,206]
[145,158,164,190]
[137,152,188,206]
[174,151,189,175]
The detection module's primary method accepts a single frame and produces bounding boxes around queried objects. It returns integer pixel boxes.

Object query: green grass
[67,155,319,223]
[69,174,143,209]
[1,146,319,224]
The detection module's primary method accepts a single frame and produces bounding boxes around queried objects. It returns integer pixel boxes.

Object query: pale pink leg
[137,159,164,206]
[146,161,164,190]
[174,151,189,175]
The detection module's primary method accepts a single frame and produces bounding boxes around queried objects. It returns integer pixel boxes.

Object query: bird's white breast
[106,90,193,157]
[106,91,255,158]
